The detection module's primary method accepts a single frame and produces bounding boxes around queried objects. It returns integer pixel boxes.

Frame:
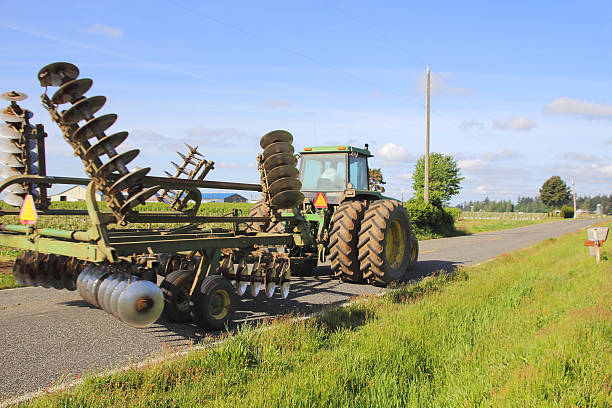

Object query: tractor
[250,144,419,286]
[0,62,418,331]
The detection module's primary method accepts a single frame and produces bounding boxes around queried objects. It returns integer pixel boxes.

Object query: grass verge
[455,217,557,234]
[22,221,612,407]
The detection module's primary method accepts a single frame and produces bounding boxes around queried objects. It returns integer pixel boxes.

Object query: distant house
[49,185,103,202]
[200,192,247,203]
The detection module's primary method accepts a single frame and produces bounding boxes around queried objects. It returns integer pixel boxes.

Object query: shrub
[560,205,574,218]
[445,207,462,221]
[404,198,454,233]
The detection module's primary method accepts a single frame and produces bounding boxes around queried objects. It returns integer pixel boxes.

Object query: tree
[413,153,463,205]
[539,176,571,210]
[368,168,386,193]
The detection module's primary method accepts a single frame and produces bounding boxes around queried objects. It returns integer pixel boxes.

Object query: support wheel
[160,270,195,323]
[409,233,419,270]
[191,275,235,330]
[328,200,368,283]
[358,199,413,286]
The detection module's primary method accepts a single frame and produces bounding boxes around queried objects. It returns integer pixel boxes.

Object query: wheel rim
[176,286,190,312]
[209,289,231,320]
[385,218,406,269]
[410,240,417,262]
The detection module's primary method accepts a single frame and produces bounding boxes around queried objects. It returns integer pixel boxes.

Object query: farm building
[201,192,247,203]
[49,185,103,202]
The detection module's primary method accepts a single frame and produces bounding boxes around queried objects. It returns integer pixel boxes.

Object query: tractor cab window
[349,155,368,190]
[300,153,346,191]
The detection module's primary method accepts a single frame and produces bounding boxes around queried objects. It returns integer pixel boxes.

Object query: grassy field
[455,217,556,234]
[22,221,612,407]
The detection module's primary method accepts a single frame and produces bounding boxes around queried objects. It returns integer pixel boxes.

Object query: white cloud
[186,126,246,146]
[396,172,412,180]
[544,97,612,118]
[492,117,537,131]
[562,152,600,163]
[87,23,123,39]
[458,159,487,170]
[476,185,488,193]
[415,71,473,96]
[483,149,520,160]
[217,162,240,169]
[261,99,293,109]
[377,142,416,162]
[458,120,485,131]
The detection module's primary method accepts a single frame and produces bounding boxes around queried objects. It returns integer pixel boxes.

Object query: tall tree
[413,153,463,205]
[368,168,386,193]
[539,176,571,210]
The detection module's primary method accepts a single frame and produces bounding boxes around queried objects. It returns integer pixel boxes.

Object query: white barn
[50,186,102,202]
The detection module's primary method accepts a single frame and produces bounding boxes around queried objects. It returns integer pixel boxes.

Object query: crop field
[21,221,612,407]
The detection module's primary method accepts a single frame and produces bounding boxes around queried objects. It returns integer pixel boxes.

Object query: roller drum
[116,280,164,327]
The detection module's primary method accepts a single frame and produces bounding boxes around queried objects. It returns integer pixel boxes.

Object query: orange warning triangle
[313,192,328,209]
[19,194,38,225]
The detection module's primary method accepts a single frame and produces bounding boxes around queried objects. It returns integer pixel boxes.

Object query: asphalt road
[0,218,605,402]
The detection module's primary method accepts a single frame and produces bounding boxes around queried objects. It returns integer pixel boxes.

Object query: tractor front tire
[328,200,368,283]
[160,269,195,323]
[409,233,419,270]
[246,201,270,232]
[358,199,413,285]
[191,275,235,330]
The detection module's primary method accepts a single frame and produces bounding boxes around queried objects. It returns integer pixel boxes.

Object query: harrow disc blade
[268,177,302,197]
[266,165,299,184]
[0,152,24,167]
[260,130,293,149]
[265,282,276,298]
[0,138,21,153]
[1,191,24,207]
[0,124,20,139]
[250,281,262,297]
[62,258,81,291]
[84,131,128,160]
[12,253,27,286]
[38,62,79,87]
[60,95,106,124]
[97,274,118,312]
[72,114,118,142]
[0,165,20,178]
[96,149,140,178]
[269,190,304,210]
[101,275,122,314]
[109,280,129,317]
[263,152,297,173]
[108,167,150,195]
[280,282,290,299]
[36,255,51,288]
[0,91,28,101]
[236,281,248,296]
[119,185,161,213]
[0,111,22,123]
[24,252,42,286]
[87,268,108,308]
[117,280,164,327]
[51,78,93,104]
[263,142,294,161]
[48,255,65,289]
[4,184,25,194]
[77,265,95,301]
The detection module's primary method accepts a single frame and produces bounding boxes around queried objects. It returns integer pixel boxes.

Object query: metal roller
[260,130,293,149]
[51,78,93,104]
[116,280,164,327]
[38,62,79,87]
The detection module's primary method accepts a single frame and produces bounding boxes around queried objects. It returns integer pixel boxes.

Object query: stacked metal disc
[37,62,159,222]
[0,91,38,206]
[220,252,291,299]
[259,130,303,210]
[77,265,164,328]
[13,252,85,290]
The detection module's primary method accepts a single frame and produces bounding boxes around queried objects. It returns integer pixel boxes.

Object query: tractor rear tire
[160,269,195,323]
[191,275,235,330]
[358,199,413,286]
[328,200,368,283]
[409,233,419,270]
[246,201,270,232]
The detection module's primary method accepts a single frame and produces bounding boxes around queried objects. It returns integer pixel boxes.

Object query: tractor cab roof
[300,145,373,157]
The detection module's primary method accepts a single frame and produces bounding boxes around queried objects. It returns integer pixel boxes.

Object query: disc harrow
[38,62,160,223]
[0,91,44,207]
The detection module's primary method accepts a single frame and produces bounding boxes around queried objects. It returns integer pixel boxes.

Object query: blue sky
[2,0,610,204]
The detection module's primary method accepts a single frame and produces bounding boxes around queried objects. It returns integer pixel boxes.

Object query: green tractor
[250,144,419,286]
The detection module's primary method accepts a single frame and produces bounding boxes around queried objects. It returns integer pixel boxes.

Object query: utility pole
[424,66,430,203]
[572,176,577,218]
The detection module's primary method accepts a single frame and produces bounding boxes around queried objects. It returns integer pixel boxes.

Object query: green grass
[0,274,18,289]
[455,217,557,234]
[22,221,612,407]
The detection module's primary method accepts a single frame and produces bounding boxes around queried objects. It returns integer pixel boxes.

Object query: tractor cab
[298,145,374,205]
